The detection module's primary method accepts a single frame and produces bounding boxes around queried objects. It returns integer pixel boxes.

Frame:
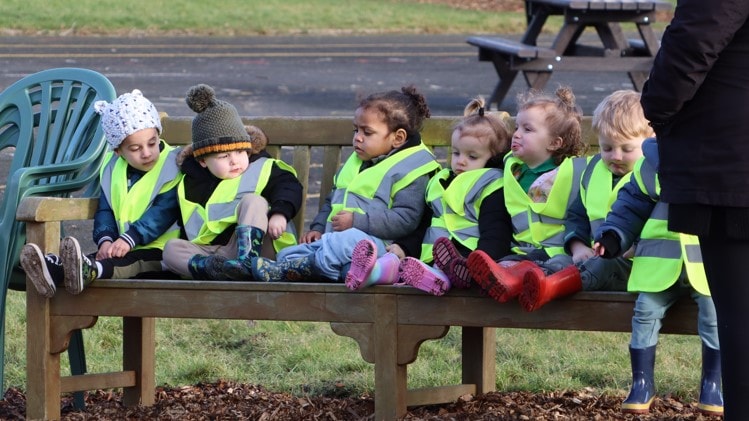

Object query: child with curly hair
[465,86,588,303]
[247,86,441,282]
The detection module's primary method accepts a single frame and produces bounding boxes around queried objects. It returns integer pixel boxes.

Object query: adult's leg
[699,234,749,420]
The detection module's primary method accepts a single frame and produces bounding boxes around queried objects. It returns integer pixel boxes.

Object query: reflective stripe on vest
[628,156,710,295]
[99,141,182,250]
[421,167,503,261]
[179,157,298,249]
[325,143,440,234]
[580,155,632,240]
[504,155,588,257]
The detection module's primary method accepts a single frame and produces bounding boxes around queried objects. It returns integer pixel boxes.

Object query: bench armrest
[17,197,98,223]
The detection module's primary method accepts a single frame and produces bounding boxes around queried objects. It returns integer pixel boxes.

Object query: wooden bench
[20,115,698,421]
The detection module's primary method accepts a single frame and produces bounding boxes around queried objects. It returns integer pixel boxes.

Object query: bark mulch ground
[0,380,723,420]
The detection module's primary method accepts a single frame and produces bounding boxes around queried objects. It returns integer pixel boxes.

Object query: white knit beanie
[94,89,162,149]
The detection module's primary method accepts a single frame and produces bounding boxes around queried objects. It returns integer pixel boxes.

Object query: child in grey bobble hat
[20,89,183,297]
[161,84,303,281]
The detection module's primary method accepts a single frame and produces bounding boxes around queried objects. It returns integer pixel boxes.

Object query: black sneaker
[61,236,98,295]
[20,243,64,298]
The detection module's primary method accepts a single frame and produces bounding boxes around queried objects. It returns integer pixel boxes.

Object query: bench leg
[522,71,552,92]
[487,56,520,111]
[26,283,62,420]
[461,327,496,394]
[373,294,406,421]
[122,317,156,406]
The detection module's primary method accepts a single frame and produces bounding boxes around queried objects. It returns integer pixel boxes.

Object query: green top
[513,158,557,193]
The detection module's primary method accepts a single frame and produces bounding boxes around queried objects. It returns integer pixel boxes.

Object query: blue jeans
[276,228,387,281]
[630,275,719,350]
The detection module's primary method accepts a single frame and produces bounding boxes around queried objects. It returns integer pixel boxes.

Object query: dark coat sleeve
[476,189,512,260]
[641,0,749,125]
[594,166,657,257]
[562,192,591,254]
[261,162,304,222]
[124,187,180,247]
[93,193,119,246]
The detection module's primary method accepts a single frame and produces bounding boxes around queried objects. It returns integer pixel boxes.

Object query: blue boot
[188,255,226,280]
[622,345,656,414]
[251,256,314,282]
[698,343,724,416]
[223,225,264,281]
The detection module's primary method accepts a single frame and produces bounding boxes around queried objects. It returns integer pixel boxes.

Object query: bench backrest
[161,115,600,234]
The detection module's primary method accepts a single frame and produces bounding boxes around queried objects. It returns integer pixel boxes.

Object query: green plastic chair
[0,68,116,395]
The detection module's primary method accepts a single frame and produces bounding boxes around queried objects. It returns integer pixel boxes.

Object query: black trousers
[699,234,749,420]
[670,203,749,420]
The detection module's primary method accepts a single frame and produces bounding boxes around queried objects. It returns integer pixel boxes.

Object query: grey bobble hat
[185,84,252,158]
[94,89,162,149]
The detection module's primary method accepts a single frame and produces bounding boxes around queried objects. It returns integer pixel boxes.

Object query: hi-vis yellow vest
[325,143,441,235]
[580,154,632,240]
[420,167,503,262]
[179,157,297,250]
[99,140,182,251]
[628,155,709,295]
[504,155,588,257]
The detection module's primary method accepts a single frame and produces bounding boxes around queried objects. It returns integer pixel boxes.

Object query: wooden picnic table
[469,0,673,109]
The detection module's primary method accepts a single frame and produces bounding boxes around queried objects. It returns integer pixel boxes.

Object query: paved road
[0,34,650,117]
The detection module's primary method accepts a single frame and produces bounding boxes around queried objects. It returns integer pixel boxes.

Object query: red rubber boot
[466,250,540,303]
[519,265,582,312]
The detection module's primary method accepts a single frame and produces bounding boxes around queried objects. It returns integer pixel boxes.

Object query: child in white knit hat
[20,89,183,297]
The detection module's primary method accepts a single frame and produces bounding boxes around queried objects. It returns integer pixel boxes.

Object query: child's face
[116,128,161,172]
[598,134,644,176]
[199,150,250,180]
[451,131,492,174]
[511,106,561,168]
[352,107,403,161]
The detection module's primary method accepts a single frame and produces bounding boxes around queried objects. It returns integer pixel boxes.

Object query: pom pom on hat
[94,89,161,149]
[185,84,252,159]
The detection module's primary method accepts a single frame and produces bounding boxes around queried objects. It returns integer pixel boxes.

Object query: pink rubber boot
[432,237,471,289]
[397,257,451,296]
[346,239,400,290]
[345,239,378,290]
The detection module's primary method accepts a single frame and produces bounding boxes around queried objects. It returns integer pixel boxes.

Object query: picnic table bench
[468,0,673,109]
[21,115,699,420]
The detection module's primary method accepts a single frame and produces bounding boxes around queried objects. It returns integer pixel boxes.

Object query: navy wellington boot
[698,343,724,416]
[223,225,264,281]
[622,345,656,414]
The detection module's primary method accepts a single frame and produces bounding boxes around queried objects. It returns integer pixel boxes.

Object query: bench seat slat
[467,36,556,59]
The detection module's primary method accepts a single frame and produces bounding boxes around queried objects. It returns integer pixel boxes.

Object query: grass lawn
[5,289,703,400]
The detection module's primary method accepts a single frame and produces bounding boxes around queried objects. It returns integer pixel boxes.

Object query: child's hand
[107,238,132,259]
[267,214,287,240]
[623,245,635,259]
[385,244,405,259]
[592,242,606,257]
[330,211,353,231]
[301,230,322,244]
[96,241,113,260]
[570,241,595,263]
